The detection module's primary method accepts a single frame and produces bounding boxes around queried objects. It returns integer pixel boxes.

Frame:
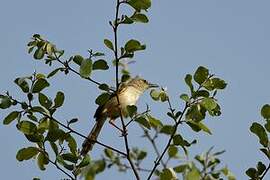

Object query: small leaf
[261,104,270,120]
[79,59,92,78]
[98,84,110,91]
[125,39,145,53]
[173,164,188,173]
[128,0,152,11]
[14,78,30,93]
[135,116,151,130]
[250,122,268,147]
[3,111,20,125]
[180,94,189,102]
[185,74,194,93]
[104,39,114,51]
[131,13,149,23]
[17,120,37,135]
[168,145,178,158]
[127,105,137,117]
[200,98,217,111]
[66,134,77,155]
[45,129,65,142]
[186,165,200,180]
[38,93,52,109]
[257,161,266,175]
[73,55,84,66]
[54,91,65,108]
[16,147,39,161]
[104,148,114,159]
[137,151,147,160]
[34,48,45,60]
[160,125,174,135]
[62,153,78,163]
[194,66,209,85]
[92,59,109,70]
[78,154,90,168]
[246,168,257,178]
[0,95,12,109]
[150,89,160,101]
[37,152,49,171]
[32,78,50,93]
[47,68,62,78]
[147,115,163,129]
[50,142,58,155]
[160,168,177,180]
[95,93,111,106]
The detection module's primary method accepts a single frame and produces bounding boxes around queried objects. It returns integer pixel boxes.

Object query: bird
[80,76,158,156]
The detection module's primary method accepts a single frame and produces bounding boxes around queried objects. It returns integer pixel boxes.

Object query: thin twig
[146,104,188,180]
[47,158,76,180]
[261,163,270,180]
[140,127,166,168]
[112,0,140,179]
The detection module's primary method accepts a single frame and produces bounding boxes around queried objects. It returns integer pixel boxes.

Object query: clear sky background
[1,0,270,179]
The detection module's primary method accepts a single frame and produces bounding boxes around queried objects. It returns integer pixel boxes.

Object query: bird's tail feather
[80,117,106,156]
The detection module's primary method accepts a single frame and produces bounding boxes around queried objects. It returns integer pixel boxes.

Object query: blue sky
[1,0,270,179]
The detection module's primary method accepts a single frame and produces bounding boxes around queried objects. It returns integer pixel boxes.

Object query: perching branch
[112,0,140,179]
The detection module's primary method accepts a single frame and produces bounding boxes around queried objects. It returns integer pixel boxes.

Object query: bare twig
[261,163,270,180]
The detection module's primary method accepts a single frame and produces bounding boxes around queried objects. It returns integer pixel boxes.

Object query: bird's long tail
[80,117,106,156]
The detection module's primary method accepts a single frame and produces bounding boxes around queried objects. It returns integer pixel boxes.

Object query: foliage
[1,0,268,180]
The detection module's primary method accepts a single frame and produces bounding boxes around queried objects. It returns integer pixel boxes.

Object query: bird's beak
[148,83,159,88]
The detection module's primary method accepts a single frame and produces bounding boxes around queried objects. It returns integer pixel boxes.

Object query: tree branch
[261,163,270,180]
[112,0,140,179]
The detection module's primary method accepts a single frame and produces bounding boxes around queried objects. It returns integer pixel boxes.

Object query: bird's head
[128,76,158,92]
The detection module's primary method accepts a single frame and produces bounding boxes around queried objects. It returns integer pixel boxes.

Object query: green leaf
[32,78,50,93]
[104,148,114,159]
[0,95,12,109]
[124,39,146,53]
[200,98,217,111]
[14,78,30,93]
[73,55,84,66]
[50,142,59,155]
[186,165,200,180]
[137,151,147,160]
[45,128,65,142]
[25,133,44,143]
[257,161,266,175]
[128,0,151,11]
[56,155,74,171]
[261,104,270,120]
[122,15,134,24]
[16,147,39,161]
[168,145,178,158]
[62,153,78,163]
[160,168,177,180]
[250,122,268,147]
[131,13,149,23]
[37,152,49,171]
[211,78,227,89]
[246,168,257,178]
[54,91,65,108]
[92,59,109,70]
[186,121,212,134]
[17,121,37,135]
[180,93,189,102]
[160,125,174,135]
[185,74,194,93]
[194,66,209,85]
[147,115,163,129]
[95,93,111,106]
[66,134,77,155]
[38,93,52,109]
[78,154,90,168]
[34,48,45,59]
[104,39,114,51]
[127,105,137,117]
[135,116,151,130]
[173,164,188,173]
[265,121,270,132]
[98,83,110,91]
[79,59,92,78]
[150,89,160,101]
[3,111,20,125]
[47,68,62,78]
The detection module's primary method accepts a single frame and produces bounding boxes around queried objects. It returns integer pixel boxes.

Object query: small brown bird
[80,77,158,156]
